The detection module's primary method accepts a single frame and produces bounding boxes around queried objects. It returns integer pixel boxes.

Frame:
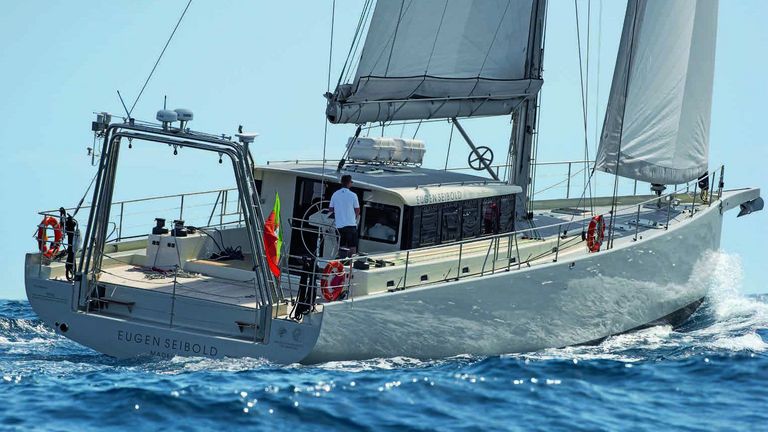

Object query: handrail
[37,138,722,308]
[445,159,594,172]
[39,187,239,216]
[355,168,721,293]
[265,159,596,171]
[39,187,243,246]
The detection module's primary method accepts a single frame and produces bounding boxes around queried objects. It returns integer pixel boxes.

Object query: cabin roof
[258,162,522,205]
[259,162,507,188]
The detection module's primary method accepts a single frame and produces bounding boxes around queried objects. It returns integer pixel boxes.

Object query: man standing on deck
[329,174,360,257]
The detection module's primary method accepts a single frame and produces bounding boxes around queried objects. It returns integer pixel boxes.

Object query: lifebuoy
[321,260,347,301]
[586,215,606,253]
[37,216,64,259]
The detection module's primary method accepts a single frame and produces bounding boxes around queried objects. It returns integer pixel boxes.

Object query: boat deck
[98,265,262,308]
[54,192,712,313]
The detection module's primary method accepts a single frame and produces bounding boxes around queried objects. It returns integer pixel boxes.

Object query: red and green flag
[263,192,283,278]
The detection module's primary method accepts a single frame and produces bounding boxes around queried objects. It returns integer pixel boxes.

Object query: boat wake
[512,251,767,363]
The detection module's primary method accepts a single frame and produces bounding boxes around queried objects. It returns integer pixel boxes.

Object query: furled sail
[326,0,545,124]
[595,0,718,185]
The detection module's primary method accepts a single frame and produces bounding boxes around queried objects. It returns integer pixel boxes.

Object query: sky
[0,0,765,299]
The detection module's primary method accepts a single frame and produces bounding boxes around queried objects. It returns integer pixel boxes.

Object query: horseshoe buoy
[321,260,347,301]
[586,215,606,253]
[37,216,64,259]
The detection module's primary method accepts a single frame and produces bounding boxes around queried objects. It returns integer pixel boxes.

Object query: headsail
[595,0,718,185]
[326,0,545,124]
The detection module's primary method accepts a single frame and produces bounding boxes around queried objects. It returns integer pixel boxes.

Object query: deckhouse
[253,138,522,263]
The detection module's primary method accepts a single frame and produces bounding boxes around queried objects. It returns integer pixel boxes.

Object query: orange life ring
[37,216,63,259]
[586,215,606,253]
[321,260,347,301]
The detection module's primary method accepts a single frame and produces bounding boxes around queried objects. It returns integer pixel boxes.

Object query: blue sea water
[2,257,767,431]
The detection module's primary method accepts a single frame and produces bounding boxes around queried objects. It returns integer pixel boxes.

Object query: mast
[508,0,547,223]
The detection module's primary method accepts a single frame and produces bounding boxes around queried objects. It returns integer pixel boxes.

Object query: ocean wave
[2,256,767,430]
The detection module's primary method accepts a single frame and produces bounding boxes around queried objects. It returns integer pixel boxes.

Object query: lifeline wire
[128,0,193,116]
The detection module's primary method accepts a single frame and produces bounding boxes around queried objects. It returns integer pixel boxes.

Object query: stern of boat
[25,252,324,363]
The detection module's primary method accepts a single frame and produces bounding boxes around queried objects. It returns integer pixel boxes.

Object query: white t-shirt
[329,188,360,228]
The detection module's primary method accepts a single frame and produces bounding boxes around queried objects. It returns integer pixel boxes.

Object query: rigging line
[424,1,449,75]
[534,166,588,195]
[72,170,100,218]
[344,1,375,85]
[116,90,130,118]
[585,0,592,202]
[468,0,513,98]
[368,0,414,78]
[384,0,406,76]
[556,0,603,232]
[609,0,640,249]
[406,0,450,102]
[128,0,192,116]
[338,0,366,85]
[322,0,336,192]
[326,0,336,93]
[360,117,447,132]
[411,119,423,139]
[593,0,603,195]
[338,0,372,87]
[574,0,595,220]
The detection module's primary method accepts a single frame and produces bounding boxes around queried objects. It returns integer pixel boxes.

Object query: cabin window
[499,196,515,232]
[418,205,440,246]
[461,199,482,239]
[361,203,400,244]
[400,194,515,250]
[481,198,500,234]
[440,203,461,243]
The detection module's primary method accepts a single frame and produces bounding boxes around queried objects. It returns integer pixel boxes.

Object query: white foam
[317,356,435,372]
[708,333,767,352]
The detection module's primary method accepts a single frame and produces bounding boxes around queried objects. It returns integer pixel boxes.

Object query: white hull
[305,199,723,362]
[25,189,759,363]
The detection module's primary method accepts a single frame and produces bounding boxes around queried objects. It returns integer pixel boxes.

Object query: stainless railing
[263,158,644,201]
[263,158,648,201]
[348,166,723,295]
[35,156,724,311]
[447,159,646,200]
[40,187,243,244]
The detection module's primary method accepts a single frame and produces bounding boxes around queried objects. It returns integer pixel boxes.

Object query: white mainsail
[326,0,544,124]
[595,0,718,185]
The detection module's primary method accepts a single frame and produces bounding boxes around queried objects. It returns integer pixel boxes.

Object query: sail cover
[595,0,718,185]
[326,0,544,124]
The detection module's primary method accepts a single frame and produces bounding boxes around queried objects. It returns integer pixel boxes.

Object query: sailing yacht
[25,0,763,363]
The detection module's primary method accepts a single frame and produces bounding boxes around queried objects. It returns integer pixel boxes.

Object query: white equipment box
[145,232,205,271]
[347,136,426,164]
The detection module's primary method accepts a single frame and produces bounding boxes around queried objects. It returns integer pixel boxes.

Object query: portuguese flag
[263,192,283,278]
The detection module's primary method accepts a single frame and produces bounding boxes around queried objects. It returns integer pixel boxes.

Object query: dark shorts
[339,226,358,248]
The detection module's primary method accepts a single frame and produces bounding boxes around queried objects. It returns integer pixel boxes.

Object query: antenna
[164,95,167,110]
[116,90,130,118]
